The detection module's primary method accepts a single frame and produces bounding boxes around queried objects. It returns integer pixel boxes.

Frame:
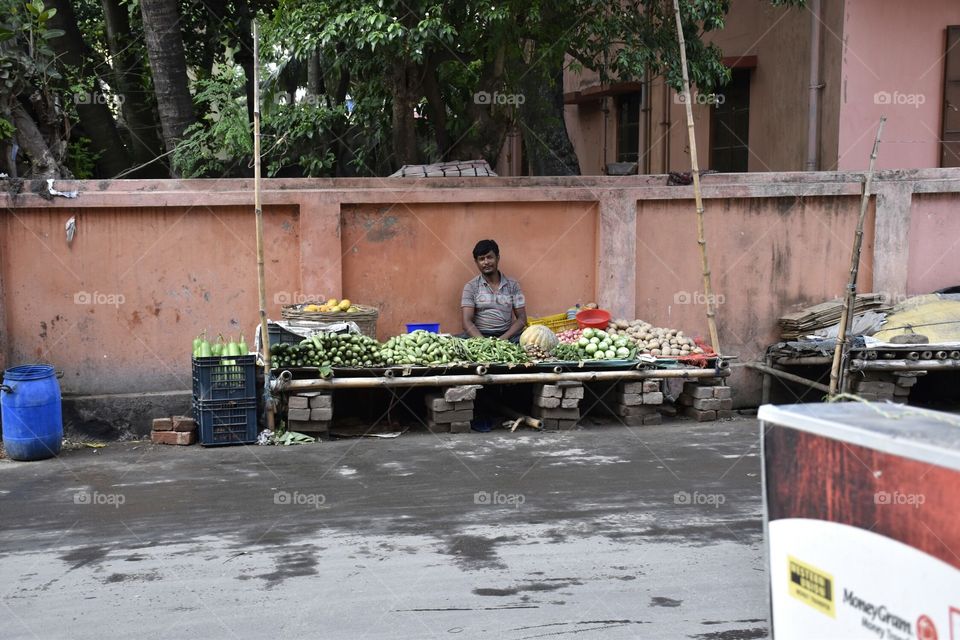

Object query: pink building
[520,0,960,176]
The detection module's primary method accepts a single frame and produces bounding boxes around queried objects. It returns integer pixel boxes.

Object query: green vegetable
[198,340,212,358]
[238,335,248,354]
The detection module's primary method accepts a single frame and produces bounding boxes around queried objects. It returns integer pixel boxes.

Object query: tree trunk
[47,0,132,177]
[140,0,196,169]
[12,102,70,179]
[421,56,450,160]
[101,0,165,177]
[518,63,580,175]
[390,61,418,167]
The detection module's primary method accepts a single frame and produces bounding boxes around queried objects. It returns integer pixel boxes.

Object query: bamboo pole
[672,0,720,354]
[274,367,726,392]
[828,117,886,396]
[742,362,831,394]
[252,21,274,430]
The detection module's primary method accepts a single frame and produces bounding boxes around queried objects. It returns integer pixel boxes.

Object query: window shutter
[941,26,960,167]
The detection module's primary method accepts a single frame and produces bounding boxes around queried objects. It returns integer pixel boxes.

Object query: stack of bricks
[151,415,197,445]
[614,380,664,426]
[287,391,334,436]
[532,382,583,430]
[677,379,734,421]
[850,372,914,403]
[424,385,479,433]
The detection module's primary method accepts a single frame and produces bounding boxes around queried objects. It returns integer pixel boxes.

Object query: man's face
[475,250,499,276]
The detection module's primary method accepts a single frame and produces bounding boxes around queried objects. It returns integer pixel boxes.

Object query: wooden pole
[252,20,275,429]
[828,117,885,396]
[672,0,721,354]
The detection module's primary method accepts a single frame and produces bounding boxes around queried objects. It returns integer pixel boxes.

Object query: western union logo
[788,556,836,618]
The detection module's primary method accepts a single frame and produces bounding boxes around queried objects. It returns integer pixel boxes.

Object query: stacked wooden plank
[778,294,889,339]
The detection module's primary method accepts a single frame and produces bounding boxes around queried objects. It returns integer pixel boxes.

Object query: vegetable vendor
[461,239,527,342]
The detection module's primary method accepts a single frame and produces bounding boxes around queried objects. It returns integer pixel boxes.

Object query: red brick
[152,417,173,432]
[172,416,197,432]
[151,430,197,445]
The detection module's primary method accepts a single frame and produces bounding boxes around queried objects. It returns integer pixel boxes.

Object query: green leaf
[41,28,64,40]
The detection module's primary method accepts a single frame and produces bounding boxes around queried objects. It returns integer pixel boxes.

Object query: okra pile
[271,332,382,368]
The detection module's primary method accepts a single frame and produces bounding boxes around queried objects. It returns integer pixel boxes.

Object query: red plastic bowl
[576,308,612,329]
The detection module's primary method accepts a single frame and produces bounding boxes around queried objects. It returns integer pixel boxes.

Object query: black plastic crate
[194,398,258,446]
[192,355,256,402]
[268,323,304,348]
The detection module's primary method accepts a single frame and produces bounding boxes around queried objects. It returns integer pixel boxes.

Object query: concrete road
[0,417,768,639]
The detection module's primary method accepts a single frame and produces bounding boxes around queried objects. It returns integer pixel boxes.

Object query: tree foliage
[0,0,804,180]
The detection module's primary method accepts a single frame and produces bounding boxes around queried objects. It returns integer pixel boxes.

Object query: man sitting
[461,239,527,342]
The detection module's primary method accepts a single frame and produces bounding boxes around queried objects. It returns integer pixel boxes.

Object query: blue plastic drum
[1,365,63,461]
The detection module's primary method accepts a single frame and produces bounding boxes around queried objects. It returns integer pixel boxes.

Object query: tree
[139,0,195,164]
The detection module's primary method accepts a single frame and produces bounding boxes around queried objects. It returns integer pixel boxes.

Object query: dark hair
[472,239,500,260]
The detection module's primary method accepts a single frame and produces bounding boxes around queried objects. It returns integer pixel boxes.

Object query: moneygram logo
[787,556,835,618]
[843,589,912,637]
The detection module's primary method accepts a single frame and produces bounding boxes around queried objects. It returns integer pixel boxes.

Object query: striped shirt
[461,273,526,334]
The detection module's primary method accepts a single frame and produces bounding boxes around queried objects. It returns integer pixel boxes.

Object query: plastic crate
[194,398,257,446]
[268,323,303,348]
[527,312,578,333]
[406,323,440,333]
[192,355,256,402]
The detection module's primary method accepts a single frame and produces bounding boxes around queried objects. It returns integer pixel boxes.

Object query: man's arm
[462,306,484,337]
[499,306,527,340]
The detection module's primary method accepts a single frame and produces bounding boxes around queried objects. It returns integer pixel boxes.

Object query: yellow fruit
[338,299,351,311]
[304,304,321,312]
[326,298,337,307]
[346,307,358,313]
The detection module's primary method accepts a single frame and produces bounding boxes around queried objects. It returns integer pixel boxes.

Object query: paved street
[0,417,768,639]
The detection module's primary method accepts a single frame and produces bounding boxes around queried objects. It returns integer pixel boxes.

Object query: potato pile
[607,319,705,357]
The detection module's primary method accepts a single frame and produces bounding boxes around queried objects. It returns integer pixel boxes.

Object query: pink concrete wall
[838,0,960,170]
[636,195,874,400]
[2,173,957,404]
[1,205,300,394]
[907,194,960,294]
[340,202,598,338]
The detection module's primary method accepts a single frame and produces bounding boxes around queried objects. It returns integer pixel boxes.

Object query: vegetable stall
[188,302,731,446]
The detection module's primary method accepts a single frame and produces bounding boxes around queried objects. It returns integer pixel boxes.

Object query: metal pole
[252,20,274,430]
[672,0,721,354]
[743,362,831,394]
[829,117,885,395]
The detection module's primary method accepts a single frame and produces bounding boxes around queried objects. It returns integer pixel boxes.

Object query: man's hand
[499,307,527,340]
[462,306,484,338]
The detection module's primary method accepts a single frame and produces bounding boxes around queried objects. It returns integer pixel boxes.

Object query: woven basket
[527,312,578,334]
[281,304,379,338]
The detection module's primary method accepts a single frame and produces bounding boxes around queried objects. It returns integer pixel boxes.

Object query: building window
[617,92,642,163]
[710,68,751,172]
[941,26,960,167]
